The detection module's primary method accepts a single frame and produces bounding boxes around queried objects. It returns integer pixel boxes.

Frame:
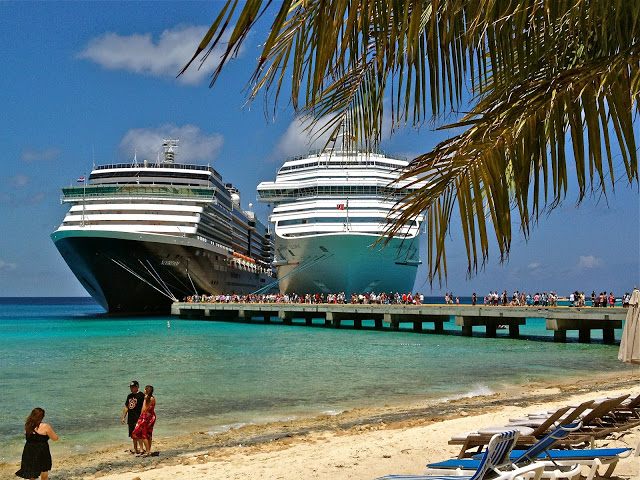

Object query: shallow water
[0,297,627,462]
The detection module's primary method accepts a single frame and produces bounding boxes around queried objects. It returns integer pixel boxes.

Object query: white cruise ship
[51,139,274,314]
[257,145,426,294]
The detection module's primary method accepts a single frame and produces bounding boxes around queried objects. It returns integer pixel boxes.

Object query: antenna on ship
[162,138,179,164]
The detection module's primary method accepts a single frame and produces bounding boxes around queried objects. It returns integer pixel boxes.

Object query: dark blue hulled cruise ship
[52,139,274,314]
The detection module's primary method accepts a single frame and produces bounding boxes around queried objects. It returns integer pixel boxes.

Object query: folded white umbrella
[619,287,640,364]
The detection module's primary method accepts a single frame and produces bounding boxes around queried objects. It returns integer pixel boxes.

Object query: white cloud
[528,262,541,269]
[0,259,17,271]
[577,255,603,269]
[25,193,45,205]
[79,25,239,85]
[268,117,340,162]
[21,147,61,163]
[118,124,224,164]
[270,109,400,162]
[9,174,30,188]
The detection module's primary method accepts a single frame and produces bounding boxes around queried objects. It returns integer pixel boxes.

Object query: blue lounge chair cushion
[427,447,632,471]
[378,476,474,480]
[485,447,632,460]
[376,430,521,480]
[426,459,481,470]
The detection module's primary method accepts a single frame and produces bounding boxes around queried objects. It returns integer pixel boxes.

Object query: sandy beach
[3,372,639,480]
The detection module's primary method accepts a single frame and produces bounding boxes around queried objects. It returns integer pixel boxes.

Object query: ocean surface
[0,297,630,462]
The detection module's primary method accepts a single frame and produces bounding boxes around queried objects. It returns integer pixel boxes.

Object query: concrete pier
[171,303,626,344]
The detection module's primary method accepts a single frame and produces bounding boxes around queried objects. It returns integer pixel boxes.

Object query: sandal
[127,449,139,454]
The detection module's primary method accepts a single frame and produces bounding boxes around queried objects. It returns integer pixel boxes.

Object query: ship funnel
[162,138,179,164]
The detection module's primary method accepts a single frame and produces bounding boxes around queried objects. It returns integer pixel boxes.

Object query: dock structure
[171,303,626,344]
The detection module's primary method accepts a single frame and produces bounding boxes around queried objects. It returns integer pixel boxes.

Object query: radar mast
[162,138,179,164]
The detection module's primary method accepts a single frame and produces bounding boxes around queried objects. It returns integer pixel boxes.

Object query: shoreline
[3,370,639,480]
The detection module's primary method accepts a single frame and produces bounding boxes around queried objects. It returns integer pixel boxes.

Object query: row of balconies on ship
[271,171,417,186]
[61,185,220,202]
[257,184,419,203]
[274,223,420,239]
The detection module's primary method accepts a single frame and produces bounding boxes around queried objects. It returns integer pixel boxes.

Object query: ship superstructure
[257,145,426,294]
[52,139,274,314]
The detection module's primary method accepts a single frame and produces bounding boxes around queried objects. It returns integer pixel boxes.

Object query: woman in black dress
[15,408,59,480]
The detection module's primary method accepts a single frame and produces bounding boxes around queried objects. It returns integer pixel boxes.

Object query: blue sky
[0,1,638,298]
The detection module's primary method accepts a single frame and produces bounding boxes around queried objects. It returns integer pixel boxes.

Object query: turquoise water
[0,298,629,462]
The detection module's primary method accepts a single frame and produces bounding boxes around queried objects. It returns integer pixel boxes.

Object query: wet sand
[3,372,639,480]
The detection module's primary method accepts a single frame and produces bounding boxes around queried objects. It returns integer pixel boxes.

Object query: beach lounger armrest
[505,462,545,480]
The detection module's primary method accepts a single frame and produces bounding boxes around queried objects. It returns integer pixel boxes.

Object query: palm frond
[182,0,640,284]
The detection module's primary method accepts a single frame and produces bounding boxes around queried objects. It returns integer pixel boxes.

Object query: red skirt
[131,407,156,440]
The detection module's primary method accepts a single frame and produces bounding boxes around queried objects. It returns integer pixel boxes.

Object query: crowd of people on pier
[479,290,631,308]
[184,290,632,307]
[183,291,426,305]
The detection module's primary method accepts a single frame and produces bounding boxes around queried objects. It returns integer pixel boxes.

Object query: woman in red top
[132,386,156,457]
[608,293,615,307]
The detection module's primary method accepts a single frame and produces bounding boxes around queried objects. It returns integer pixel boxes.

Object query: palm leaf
[182,0,640,284]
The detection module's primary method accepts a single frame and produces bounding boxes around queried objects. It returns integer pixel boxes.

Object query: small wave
[206,422,252,435]
[320,410,343,416]
[437,384,494,403]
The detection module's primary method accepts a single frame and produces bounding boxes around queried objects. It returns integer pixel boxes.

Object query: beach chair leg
[457,441,482,459]
[580,458,616,480]
[456,440,470,459]
[581,461,599,480]
[600,459,617,478]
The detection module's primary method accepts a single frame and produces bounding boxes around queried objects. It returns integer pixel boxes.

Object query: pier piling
[171,303,625,344]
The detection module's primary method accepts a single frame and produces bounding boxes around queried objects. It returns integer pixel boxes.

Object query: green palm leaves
[182,0,639,285]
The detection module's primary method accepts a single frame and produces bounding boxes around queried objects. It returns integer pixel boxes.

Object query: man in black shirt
[121,380,145,453]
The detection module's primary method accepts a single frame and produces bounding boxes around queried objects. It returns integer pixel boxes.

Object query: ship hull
[51,230,273,315]
[274,233,420,294]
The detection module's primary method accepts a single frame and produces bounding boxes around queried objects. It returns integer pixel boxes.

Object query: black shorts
[128,417,139,437]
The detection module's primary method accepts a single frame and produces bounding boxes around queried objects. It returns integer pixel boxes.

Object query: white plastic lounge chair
[449,400,596,458]
[427,422,631,480]
[451,395,639,458]
[373,429,545,480]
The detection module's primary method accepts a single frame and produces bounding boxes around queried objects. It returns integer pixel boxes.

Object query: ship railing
[257,187,414,201]
[283,148,407,164]
[61,185,216,202]
[94,162,223,180]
